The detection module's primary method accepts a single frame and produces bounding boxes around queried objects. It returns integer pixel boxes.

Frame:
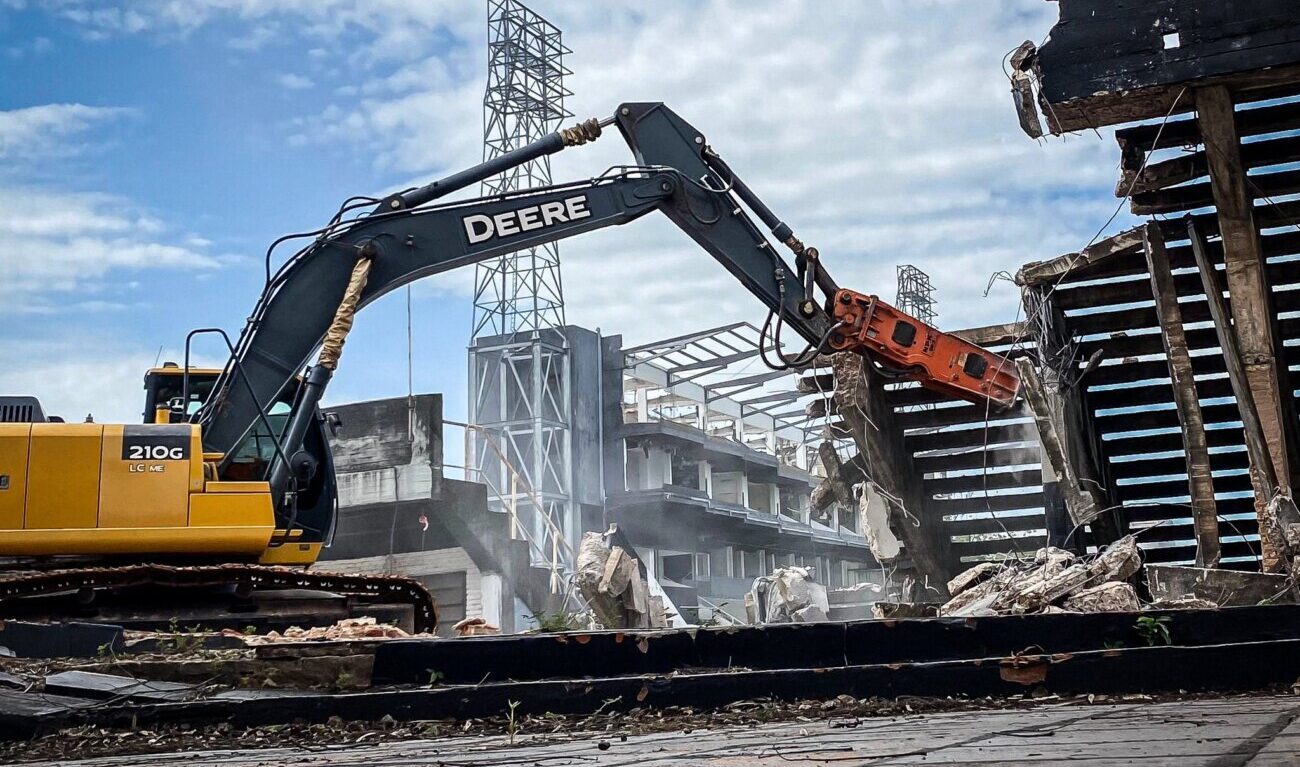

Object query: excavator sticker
[462,195,592,244]
[120,424,190,461]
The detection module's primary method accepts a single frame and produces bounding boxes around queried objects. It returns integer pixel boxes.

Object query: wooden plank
[1105,423,1244,458]
[42,671,195,703]
[1143,223,1221,567]
[1118,471,1255,503]
[1046,229,1300,287]
[1109,450,1251,481]
[952,322,1027,348]
[944,512,1047,537]
[1116,98,1300,166]
[1095,400,1243,434]
[1088,377,1235,411]
[897,400,1032,430]
[952,535,1046,560]
[933,491,1046,516]
[1199,85,1296,571]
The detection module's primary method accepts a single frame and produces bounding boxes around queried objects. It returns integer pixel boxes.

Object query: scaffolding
[895,264,937,327]
[468,0,577,579]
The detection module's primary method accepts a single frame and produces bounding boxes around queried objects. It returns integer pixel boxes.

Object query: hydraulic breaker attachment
[827,288,1020,408]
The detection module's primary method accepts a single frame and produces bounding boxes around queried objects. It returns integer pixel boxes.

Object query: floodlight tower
[895,264,937,327]
[467,0,577,581]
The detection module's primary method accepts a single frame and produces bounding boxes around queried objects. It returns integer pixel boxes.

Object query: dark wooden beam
[1143,223,1220,567]
[1198,84,1296,570]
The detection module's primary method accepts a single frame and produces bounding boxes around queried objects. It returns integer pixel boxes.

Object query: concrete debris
[1004,563,1092,614]
[1149,595,1221,611]
[1086,535,1141,582]
[855,482,902,562]
[747,567,829,623]
[1035,547,1077,578]
[940,536,1147,617]
[575,531,667,629]
[1260,492,1300,573]
[947,562,1000,597]
[1063,582,1141,613]
[222,617,411,645]
[871,601,940,619]
[1147,564,1298,607]
[452,617,500,637]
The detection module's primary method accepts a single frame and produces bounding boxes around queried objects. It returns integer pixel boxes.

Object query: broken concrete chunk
[946,562,1001,598]
[1148,595,1219,611]
[1033,547,1076,579]
[1063,582,1140,613]
[575,531,663,629]
[750,567,829,624]
[1148,564,1297,607]
[939,567,1018,617]
[1087,535,1141,582]
[1005,563,1091,614]
[856,482,902,562]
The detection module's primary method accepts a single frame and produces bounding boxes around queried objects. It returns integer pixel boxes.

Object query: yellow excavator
[0,104,1018,633]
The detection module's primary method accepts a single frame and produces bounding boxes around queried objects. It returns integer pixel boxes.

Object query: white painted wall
[322,547,482,619]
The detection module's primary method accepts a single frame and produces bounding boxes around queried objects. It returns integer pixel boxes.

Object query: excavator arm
[198,102,1019,510]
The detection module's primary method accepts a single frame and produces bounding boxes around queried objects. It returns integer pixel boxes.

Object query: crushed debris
[220,617,413,645]
[940,535,1147,616]
[453,617,501,637]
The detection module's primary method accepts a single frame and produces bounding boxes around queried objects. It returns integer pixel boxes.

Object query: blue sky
[0,1,1136,427]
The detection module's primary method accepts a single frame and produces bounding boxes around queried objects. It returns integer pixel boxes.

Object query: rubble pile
[745,566,829,623]
[222,617,412,645]
[574,531,668,629]
[939,535,1144,617]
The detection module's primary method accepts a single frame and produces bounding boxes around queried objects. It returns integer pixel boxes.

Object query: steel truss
[468,0,576,578]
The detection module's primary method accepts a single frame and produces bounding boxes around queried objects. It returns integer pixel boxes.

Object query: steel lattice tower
[895,264,937,326]
[468,0,577,584]
[472,0,572,337]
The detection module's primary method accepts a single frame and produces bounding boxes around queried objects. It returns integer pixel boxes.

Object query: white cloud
[127,0,1129,344]
[40,0,480,62]
[35,1,1139,346]
[0,101,224,315]
[0,103,135,160]
[0,188,220,313]
[275,72,314,90]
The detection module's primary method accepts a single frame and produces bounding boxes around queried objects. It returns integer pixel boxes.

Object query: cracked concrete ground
[27,694,1300,766]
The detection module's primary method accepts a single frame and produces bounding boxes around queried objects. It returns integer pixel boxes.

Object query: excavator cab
[141,365,338,557]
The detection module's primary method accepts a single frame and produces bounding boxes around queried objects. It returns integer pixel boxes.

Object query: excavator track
[0,564,437,634]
